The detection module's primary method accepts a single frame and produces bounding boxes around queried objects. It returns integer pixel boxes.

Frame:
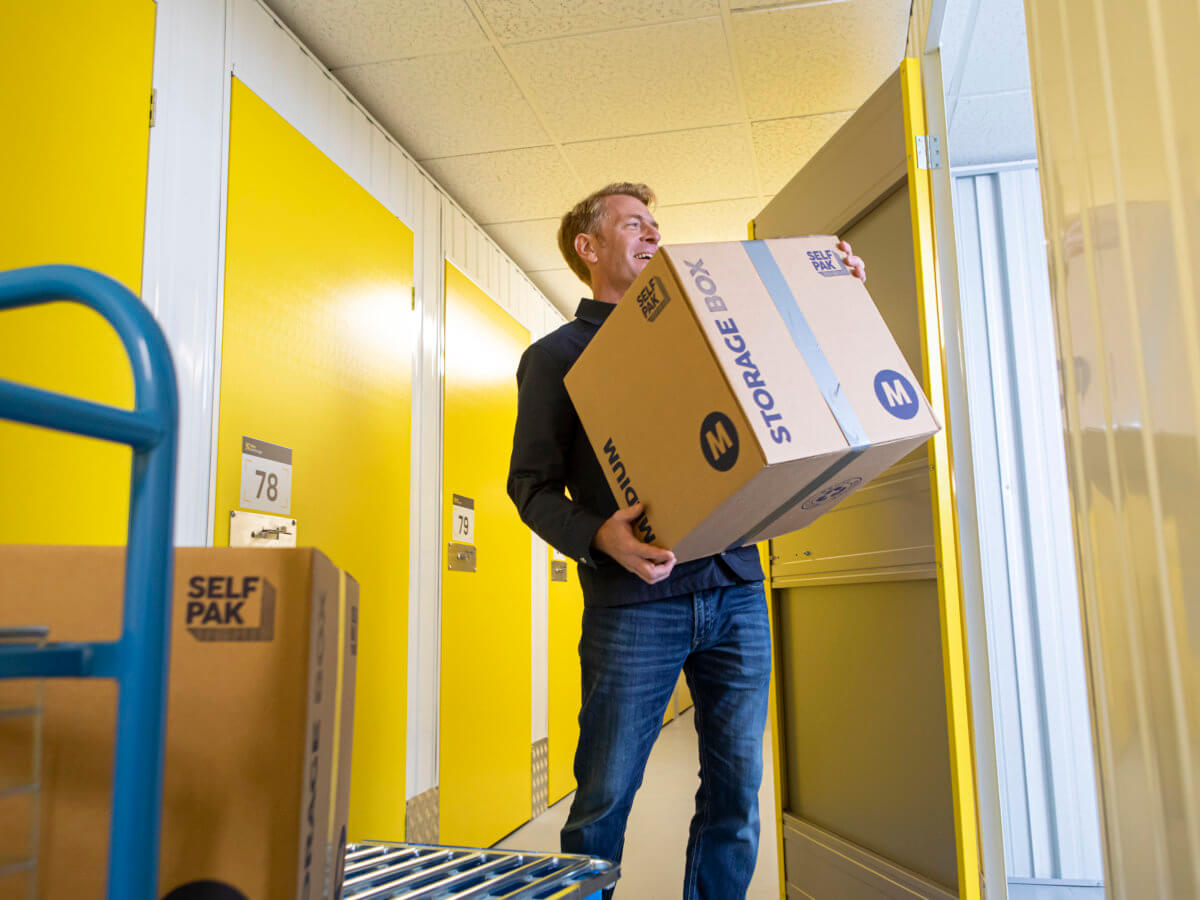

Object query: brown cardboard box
[326,573,358,896]
[565,236,940,562]
[0,547,357,899]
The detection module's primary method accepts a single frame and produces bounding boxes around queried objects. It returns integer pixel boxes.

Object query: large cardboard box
[0,547,357,900]
[565,236,940,562]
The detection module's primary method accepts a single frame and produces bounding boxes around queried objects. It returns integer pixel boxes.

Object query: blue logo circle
[873,369,919,420]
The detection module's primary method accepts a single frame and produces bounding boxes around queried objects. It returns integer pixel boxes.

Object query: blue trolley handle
[0,265,178,899]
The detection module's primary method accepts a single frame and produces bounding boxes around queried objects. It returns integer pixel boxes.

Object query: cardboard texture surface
[565,237,940,562]
[0,546,357,900]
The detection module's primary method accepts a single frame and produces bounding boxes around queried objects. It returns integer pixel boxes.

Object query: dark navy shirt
[507,297,763,608]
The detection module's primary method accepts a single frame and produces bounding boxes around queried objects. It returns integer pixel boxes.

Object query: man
[507,182,865,899]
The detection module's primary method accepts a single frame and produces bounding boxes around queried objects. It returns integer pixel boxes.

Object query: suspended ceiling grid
[265,0,911,317]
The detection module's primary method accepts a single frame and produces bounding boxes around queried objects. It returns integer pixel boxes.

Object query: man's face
[584,194,661,297]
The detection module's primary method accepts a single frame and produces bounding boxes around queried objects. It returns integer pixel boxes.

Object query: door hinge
[915,134,941,170]
[411,285,416,310]
[149,89,157,128]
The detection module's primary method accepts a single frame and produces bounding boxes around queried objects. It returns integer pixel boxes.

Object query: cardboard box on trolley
[564,236,941,563]
[0,546,358,900]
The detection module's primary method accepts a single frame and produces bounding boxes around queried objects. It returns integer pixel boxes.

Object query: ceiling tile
[730,0,845,6]
[731,0,908,120]
[335,49,549,159]
[485,218,566,273]
[564,125,758,206]
[656,198,763,244]
[476,0,718,43]
[506,18,741,143]
[956,0,1033,97]
[948,91,1038,168]
[527,268,589,319]
[265,0,489,68]
[751,111,852,195]
[422,147,584,224]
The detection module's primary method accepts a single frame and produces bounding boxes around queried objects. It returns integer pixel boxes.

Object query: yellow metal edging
[899,58,981,899]
[750,218,788,900]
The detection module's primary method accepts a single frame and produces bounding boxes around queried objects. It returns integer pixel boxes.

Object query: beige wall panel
[771,458,934,584]
[783,815,956,899]
[753,69,905,239]
[842,186,923,376]
[778,581,957,891]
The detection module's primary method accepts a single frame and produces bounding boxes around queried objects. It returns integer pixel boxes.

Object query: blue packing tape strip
[724,241,870,552]
[740,240,868,448]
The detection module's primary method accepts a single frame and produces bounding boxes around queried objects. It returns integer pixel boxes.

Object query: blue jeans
[561,582,772,900]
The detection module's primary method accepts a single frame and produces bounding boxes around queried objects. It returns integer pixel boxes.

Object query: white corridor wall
[141,0,566,806]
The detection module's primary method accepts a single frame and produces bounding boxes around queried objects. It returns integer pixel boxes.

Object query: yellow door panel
[0,0,155,544]
[440,262,532,847]
[547,547,583,805]
[752,58,979,899]
[219,79,414,842]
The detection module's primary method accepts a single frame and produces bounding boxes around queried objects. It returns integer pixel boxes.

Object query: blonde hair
[557,182,656,286]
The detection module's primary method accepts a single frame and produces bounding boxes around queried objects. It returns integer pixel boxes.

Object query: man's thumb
[618,502,644,521]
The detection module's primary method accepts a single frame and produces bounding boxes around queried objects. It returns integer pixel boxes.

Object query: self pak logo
[700,412,739,472]
[874,369,920,419]
[635,275,671,321]
[807,248,849,277]
[185,575,276,641]
[801,476,864,511]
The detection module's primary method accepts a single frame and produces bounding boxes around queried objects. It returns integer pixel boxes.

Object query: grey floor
[497,707,781,899]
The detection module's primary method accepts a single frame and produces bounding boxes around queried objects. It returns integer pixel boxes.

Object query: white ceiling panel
[485,218,566,273]
[266,0,489,69]
[262,0,918,317]
[751,111,852,195]
[335,48,549,159]
[527,267,589,318]
[731,0,853,6]
[422,147,584,224]
[732,0,908,120]
[656,197,763,244]
[564,125,758,207]
[956,0,1033,97]
[948,91,1037,167]
[476,0,719,44]
[506,18,741,143]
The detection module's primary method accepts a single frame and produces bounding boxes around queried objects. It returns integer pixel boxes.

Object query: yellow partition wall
[1026,1,1200,893]
[218,79,414,841]
[0,0,155,543]
[440,262,532,846]
[547,546,583,805]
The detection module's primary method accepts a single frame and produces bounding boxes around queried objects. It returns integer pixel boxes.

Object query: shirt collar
[575,297,616,326]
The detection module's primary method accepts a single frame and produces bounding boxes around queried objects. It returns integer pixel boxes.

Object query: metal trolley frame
[0,265,178,899]
[343,842,619,899]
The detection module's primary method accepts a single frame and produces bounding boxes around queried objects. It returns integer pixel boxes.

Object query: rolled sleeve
[507,344,606,566]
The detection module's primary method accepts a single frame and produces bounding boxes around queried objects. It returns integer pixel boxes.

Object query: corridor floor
[497,708,781,899]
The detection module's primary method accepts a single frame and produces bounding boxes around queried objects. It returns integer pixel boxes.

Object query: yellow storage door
[0,0,155,544]
[440,262,532,846]
[547,546,583,805]
[753,58,978,899]
[219,79,414,842]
